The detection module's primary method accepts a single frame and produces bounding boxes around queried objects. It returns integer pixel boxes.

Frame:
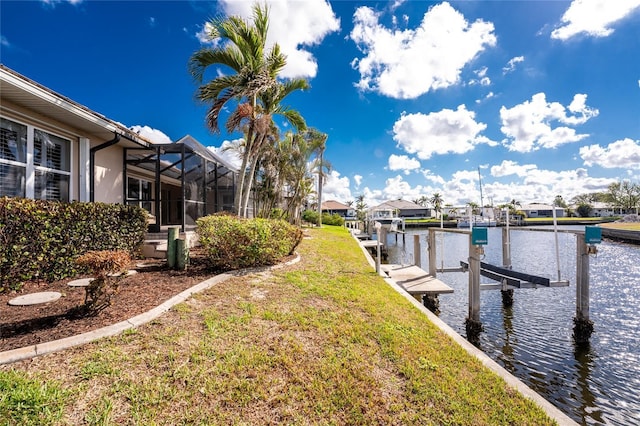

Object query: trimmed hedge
[196,214,303,270]
[302,210,345,226]
[0,197,147,292]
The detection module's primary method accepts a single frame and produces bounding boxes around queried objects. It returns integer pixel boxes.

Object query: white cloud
[503,56,524,73]
[420,170,446,186]
[580,138,640,169]
[349,2,496,99]
[499,92,599,152]
[551,0,640,40]
[322,170,352,203]
[129,125,172,145]
[359,163,618,208]
[216,0,340,79]
[0,36,10,47]
[41,0,82,6]
[393,105,496,159]
[353,174,363,188]
[388,154,421,174]
[490,160,538,178]
[469,67,491,86]
[208,139,244,170]
[382,175,426,202]
[196,22,216,45]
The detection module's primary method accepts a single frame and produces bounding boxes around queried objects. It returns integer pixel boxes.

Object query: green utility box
[472,227,488,245]
[585,226,602,244]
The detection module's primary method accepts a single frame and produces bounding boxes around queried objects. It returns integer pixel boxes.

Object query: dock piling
[466,234,483,344]
[428,229,437,276]
[574,236,594,343]
[413,234,421,268]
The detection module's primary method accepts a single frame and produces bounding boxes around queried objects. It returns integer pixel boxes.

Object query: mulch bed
[1,249,219,353]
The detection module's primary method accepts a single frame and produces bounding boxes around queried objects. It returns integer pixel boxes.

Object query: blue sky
[1,0,639,208]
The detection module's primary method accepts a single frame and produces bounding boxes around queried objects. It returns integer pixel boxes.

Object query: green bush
[302,209,318,224]
[301,210,345,226]
[322,213,345,226]
[196,215,303,270]
[0,197,147,292]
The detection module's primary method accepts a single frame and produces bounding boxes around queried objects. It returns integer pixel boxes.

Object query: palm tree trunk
[316,148,324,227]
[233,96,258,217]
[241,135,265,218]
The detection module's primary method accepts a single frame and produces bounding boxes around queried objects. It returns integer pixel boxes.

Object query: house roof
[321,200,351,210]
[370,199,426,211]
[0,64,150,149]
[173,135,239,172]
[520,203,563,210]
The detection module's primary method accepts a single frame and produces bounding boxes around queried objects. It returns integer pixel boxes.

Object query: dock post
[574,236,594,343]
[501,227,511,269]
[428,229,436,277]
[501,227,514,307]
[413,234,421,268]
[466,234,483,344]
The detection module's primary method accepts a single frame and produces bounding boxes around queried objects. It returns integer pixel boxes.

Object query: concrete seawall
[601,227,640,244]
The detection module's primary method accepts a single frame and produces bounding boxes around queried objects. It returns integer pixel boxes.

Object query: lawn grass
[0,226,556,425]
[600,222,640,231]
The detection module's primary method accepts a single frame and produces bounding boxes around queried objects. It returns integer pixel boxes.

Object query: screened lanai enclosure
[124,135,237,232]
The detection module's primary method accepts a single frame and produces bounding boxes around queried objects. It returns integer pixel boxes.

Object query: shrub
[76,250,131,315]
[302,209,318,224]
[301,210,344,226]
[196,215,303,270]
[0,197,147,292]
[322,213,345,226]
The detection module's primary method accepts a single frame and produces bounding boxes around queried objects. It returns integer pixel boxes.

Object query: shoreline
[398,219,640,244]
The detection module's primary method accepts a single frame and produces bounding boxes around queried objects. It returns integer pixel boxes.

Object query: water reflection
[384,227,640,425]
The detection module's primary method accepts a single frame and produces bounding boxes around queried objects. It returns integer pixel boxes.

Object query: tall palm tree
[305,129,329,227]
[355,194,367,221]
[188,3,286,216]
[239,79,308,217]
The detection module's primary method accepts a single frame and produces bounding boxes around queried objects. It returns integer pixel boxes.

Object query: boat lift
[421,222,602,343]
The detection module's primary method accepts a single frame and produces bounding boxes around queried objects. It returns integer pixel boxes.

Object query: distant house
[368,199,432,220]
[321,200,355,218]
[0,64,238,231]
[520,203,565,218]
[584,202,615,217]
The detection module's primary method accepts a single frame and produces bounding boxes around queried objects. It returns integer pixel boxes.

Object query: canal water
[383,226,640,425]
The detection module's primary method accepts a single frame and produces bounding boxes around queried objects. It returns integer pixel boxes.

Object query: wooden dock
[381,264,454,296]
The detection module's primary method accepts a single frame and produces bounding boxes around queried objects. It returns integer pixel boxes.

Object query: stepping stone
[136,261,163,268]
[107,269,137,277]
[8,291,62,306]
[68,278,94,287]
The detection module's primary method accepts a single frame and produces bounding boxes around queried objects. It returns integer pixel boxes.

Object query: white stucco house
[1,64,238,232]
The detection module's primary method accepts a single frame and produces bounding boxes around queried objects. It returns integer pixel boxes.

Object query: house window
[127,176,152,212]
[0,118,27,198]
[1,118,71,201]
[33,129,70,201]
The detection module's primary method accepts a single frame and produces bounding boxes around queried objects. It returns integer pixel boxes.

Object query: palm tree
[355,194,367,222]
[430,193,443,218]
[188,3,286,217]
[302,129,328,227]
[239,79,308,217]
[467,201,480,216]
